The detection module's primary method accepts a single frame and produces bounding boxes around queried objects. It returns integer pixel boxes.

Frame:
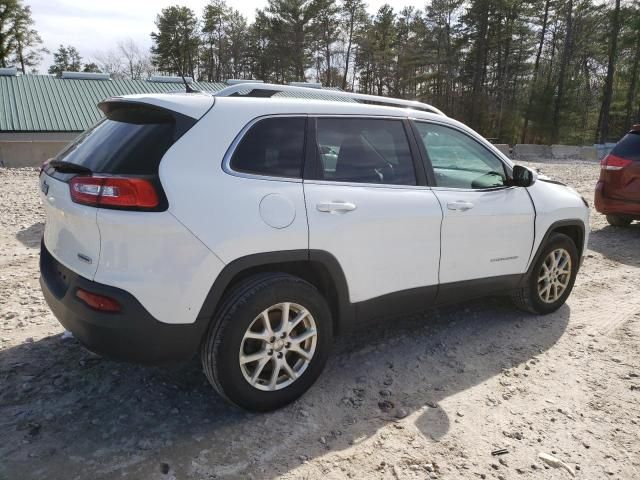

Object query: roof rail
[213,83,446,116]
[148,75,193,84]
[289,81,322,89]
[226,79,264,85]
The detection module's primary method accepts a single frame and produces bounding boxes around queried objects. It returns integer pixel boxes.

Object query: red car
[595,125,640,226]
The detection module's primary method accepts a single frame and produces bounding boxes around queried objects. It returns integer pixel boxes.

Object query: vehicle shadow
[588,222,640,267]
[15,222,44,249]
[0,298,570,479]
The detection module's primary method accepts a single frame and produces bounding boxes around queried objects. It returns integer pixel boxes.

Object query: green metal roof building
[0,71,347,167]
[0,74,229,133]
[0,71,229,167]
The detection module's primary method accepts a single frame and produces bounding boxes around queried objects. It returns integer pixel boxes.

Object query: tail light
[69,176,159,209]
[76,288,121,312]
[600,154,632,171]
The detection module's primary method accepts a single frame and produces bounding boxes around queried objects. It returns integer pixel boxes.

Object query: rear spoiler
[98,93,214,120]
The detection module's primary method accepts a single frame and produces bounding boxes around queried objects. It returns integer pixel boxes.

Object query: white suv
[39,84,589,411]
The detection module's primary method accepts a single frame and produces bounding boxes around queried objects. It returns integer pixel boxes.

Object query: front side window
[414,122,507,189]
[230,117,306,178]
[315,117,416,185]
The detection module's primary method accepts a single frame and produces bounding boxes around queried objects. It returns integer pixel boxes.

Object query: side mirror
[510,165,536,187]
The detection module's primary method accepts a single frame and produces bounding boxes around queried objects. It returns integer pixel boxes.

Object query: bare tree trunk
[351,46,358,91]
[445,17,453,112]
[551,0,573,144]
[15,37,26,73]
[325,38,331,85]
[624,30,640,131]
[342,18,355,90]
[596,0,621,143]
[470,0,490,130]
[522,0,551,143]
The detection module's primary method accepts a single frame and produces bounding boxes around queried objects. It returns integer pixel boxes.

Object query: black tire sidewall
[527,234,579,314]
[212,276,332,411]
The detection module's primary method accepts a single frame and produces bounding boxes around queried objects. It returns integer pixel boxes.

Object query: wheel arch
[527,219,586,276]
[196,250,354,340]
[552,223,585,257]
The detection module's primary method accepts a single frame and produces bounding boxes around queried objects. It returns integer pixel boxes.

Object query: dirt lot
[0,161,638,480]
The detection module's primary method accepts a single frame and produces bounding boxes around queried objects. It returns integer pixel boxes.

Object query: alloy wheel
[239,302,317,391]
[537,248,572,303]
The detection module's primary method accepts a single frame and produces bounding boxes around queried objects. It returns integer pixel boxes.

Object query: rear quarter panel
[94,210,224,324]
[159,99,312,264]
[607,162,640,203]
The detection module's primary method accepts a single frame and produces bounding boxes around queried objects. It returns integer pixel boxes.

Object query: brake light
[76,288,121,312]
[69,176,159,209]
[600,154,632,171]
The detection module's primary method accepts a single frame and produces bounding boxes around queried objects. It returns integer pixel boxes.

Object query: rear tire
[201,273,332,411]
[512,233,579,314]
[606,214,633,227]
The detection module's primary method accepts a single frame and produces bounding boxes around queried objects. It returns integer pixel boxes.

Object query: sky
[29,0,426,73]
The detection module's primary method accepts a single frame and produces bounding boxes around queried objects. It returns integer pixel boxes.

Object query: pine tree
[597,0,622,143]
[9,3,46,73]
[48,45,83,76]
[201,0,228,82]
[151,6,200,78]
[311,0,340,86]
[0,0,19,68]
[340,0,367,90]
[265,0,319,81]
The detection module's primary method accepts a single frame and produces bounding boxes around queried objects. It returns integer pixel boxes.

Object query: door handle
[447,201,474,211]
[316,202,357,214]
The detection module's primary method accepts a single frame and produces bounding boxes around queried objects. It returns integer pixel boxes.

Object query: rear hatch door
[606,130,640,203]
[40,171,101,279]
[40,96,205,280]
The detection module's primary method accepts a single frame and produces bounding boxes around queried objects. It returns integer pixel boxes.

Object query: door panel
[412,120,536,284]
[304,183,442,303]
[306,116,442,304]
[434,187,535,283]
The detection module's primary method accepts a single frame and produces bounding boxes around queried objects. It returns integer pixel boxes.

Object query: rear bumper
[594,182,640,217]
[40,242,207,364]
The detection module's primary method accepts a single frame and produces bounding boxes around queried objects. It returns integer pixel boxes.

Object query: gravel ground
[0,161,639,480]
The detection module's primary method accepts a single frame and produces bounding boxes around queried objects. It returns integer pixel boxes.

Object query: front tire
[512,233,579,314]
[201,273,332,411]
[606,214,633,227]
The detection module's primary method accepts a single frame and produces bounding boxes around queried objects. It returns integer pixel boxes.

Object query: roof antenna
[182,73,198,93]
[171,54,199,93]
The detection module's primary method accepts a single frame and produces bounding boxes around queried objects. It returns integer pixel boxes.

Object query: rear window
[315,117,416,185]
[54,102,196,175]
[230,117,306,178]
[611,132,640,162]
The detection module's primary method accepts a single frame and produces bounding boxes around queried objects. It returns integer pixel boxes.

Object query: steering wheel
[374,160,395,182]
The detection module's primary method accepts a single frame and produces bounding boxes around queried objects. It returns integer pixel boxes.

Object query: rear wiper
[48,160,92,175]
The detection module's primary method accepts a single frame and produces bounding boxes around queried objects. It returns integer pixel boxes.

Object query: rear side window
[315,117,416,185]
[611,132,640,161]
[230,117,306,178]
[55,102,196,175]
